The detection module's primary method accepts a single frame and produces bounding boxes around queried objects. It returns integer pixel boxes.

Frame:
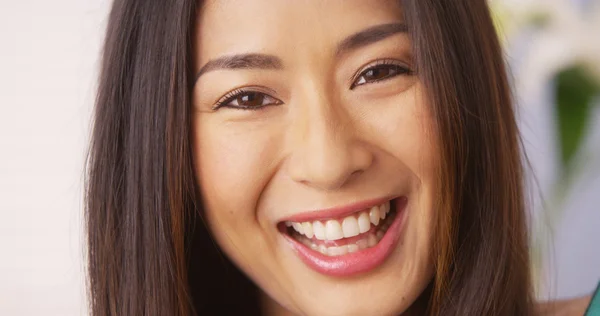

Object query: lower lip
[283,197,408,277]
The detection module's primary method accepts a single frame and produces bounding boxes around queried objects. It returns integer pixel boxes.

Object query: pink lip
[283,197,408,277]
[280,196,397,223]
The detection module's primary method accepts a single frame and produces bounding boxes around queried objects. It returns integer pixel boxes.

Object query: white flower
[493,0,600,97]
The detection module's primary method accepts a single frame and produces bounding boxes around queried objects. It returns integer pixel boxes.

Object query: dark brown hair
[86,0,533,315]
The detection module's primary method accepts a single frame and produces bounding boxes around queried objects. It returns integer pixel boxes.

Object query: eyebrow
[335,22,408,56]
[195,53,283,81]
[194,22,408,83]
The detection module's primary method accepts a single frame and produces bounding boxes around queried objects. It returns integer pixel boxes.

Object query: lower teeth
[291,209,397,256]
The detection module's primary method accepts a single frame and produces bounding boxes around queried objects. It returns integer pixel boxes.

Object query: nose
[286,85,373,191]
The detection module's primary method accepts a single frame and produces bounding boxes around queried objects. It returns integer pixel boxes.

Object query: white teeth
[327,246,348,256]
[369,206,380,226]
[347,244,359,253]
[367,234,377,247]
[286,200,395,242]
[325,220,344,240]
[290,212,396,256]
[313,221,326,240]
[292,222,304,234]
[302,222,314,238]
[380,203,387,220]
[341,216,360,238]
[318,244,327,255]
[356,239,368,250]
[358,212,371,233]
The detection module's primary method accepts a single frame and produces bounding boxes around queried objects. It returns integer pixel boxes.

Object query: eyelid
[349,58,412,88]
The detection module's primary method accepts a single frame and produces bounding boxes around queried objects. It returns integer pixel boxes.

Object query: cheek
[373,83,438,273]
[192,117,293,299]
[192,117,282,232]
[366,83,437,184]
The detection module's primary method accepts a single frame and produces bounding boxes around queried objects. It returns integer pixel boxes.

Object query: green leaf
[555,66,600,169]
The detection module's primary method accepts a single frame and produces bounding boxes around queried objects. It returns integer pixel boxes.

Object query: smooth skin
[192,1,434,315]
[190,0,591,315]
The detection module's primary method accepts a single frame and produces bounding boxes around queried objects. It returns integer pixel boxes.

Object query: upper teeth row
[285,201,390,241]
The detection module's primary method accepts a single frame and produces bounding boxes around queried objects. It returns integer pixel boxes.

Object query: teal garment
[585,281,600,316]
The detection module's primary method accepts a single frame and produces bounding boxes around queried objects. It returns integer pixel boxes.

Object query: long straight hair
[85,0,533,315]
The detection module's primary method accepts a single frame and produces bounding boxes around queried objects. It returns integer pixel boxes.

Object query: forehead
[195,0,404,66]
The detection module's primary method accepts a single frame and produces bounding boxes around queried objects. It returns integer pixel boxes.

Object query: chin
[256,195,434,316]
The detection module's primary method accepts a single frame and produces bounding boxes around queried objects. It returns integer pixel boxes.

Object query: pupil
[368,69,379,78]
[367,66,392,81]
[240,93,263,106]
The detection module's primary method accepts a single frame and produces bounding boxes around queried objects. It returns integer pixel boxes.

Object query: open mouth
[283,200,398,256]
[279,197,408,276]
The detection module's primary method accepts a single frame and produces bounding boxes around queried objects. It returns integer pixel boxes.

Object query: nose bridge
[286,79,371,190]
[300,88,347,160]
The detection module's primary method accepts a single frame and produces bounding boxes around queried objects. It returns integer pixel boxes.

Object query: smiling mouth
[279,197,407,276]
[282,200,398,256]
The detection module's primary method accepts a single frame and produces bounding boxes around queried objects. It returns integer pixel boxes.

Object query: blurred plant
[556,67,599,172]
[491,0,600,294]
[493,0,600,173]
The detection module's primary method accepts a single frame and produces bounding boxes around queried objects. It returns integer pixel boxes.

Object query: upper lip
[279,196,399,223]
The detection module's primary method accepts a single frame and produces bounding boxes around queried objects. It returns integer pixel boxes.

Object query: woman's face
[192,0,436,314]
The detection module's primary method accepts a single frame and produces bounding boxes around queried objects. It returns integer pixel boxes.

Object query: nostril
[349,169,363,179]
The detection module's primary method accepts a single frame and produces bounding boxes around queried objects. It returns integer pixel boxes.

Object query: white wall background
[0,0,598,315]
[0,0,110,314]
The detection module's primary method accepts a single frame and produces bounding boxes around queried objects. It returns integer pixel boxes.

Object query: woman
[85,0,597,315]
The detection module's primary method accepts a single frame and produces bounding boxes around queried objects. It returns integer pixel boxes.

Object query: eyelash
[213,59,413,110]
[349,59,412,89]
[214,88,257,110]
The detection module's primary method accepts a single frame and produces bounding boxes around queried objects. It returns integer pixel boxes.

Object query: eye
[214,88,283,110]
[351,60,412,89]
